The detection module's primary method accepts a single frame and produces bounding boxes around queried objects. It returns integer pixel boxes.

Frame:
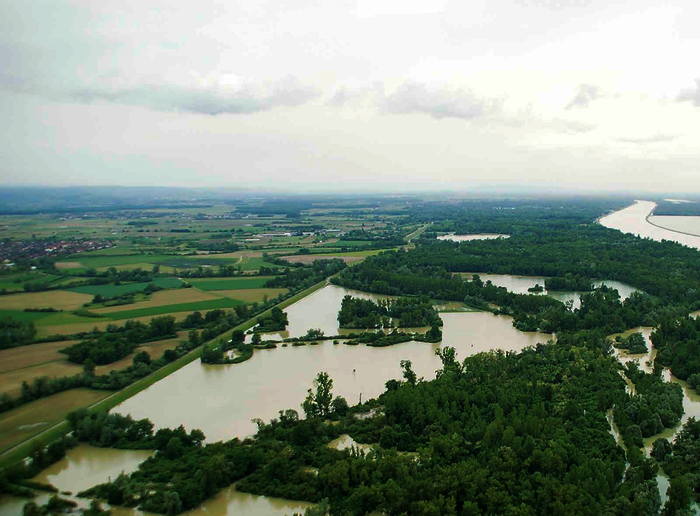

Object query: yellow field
[215,288,288,303]
[55,262,82,269]
[36,310,219,337]
[0,341,80,374]
[0,362,84,397]
[92,289,218,314]
[0,333,187,397]
[0,389,111,454]
[0,291,93,311]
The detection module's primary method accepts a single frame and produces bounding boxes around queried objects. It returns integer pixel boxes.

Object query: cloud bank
[381,81,501,121]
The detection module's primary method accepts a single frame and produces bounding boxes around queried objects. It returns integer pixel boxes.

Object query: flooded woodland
[5,199,700,515]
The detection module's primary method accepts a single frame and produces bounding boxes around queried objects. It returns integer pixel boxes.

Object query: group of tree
[254,306,289,333]
[264,258,347,292]
[0,317,37,349]
[333,252,663,335]
[337,295,443,329]
[345,325,442,347]
[613,331,649,354]
[651,315,700,392]
[60,315,177,365]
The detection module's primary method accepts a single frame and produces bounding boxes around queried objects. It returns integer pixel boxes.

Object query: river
[599,200,700,250]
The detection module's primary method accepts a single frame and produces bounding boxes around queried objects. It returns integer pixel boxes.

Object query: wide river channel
[3,199,700,515]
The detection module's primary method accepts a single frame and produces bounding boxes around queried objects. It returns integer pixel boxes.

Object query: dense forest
[337,295,443,329]
[60,341,697,515]
[651,316,700,391]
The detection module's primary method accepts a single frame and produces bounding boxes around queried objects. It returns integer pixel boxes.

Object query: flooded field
[117,285,552,441]
[461,273,639,309]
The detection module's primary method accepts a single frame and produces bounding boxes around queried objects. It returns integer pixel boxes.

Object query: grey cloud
[380,81,501,120]
[677,79,700,106]
[2,71,321,116]
[617,134,678,144]
[565,84,601,110]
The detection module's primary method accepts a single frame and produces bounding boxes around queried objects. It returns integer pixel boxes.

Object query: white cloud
[380,81,502,121]
[1,69,321,115]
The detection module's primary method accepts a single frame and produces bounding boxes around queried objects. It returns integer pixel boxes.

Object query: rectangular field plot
[36,310,214,337]
[0,389,111,454]
[0,291,93,311]
[102,298,243,321]
[68,277,182,298]
[92,288,218,314]
[187,276,277,291]
[0,340,80,374]
[215,288,288,303]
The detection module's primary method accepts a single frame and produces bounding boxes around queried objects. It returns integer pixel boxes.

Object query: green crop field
[152,277,184,289]
[103,298,244,320]
[239,257,281,271]
[157,256,240,268]
[0,310,55,323]
[67,278,182,297]
[58,254,174,269]
[187,276,276,291]
[68,282,158,297]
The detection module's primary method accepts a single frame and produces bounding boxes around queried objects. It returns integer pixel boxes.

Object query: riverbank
[0,278,330,468]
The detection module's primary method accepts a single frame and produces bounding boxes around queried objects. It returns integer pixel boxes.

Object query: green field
[239,257,281,271]
[59,254,171,269]
[67,277,183,297]
[0,272,62,291]
[103,298,244,320]
[152,277,185,289]
[188,276,276,291]
[0,310,55,323]
[68,282,159,297]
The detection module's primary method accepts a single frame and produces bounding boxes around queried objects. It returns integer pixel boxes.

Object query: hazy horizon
[1,1,699,191]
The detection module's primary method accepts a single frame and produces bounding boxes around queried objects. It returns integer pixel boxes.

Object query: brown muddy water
[600,200,700,250]
[460,273,639,310]
[116,285,552,441]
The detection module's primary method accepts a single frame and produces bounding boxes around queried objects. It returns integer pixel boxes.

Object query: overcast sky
[1,0,699,192]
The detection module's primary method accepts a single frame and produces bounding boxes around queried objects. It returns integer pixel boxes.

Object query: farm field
[96,263,177,274]
[92,288,219,314]
[280,255,364,265]
[102,297,244,321]
[0,290,92,311]
[0,341,80,374]
[238,257,281,271]
[187,276,277,291]
[0,332,188,398]
[54,262,82,270]
[214,288,288,303]
[0,389,111,454]
[67,277,183,297]
[34,310,222,337]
